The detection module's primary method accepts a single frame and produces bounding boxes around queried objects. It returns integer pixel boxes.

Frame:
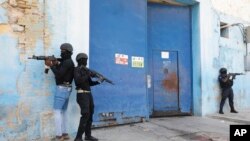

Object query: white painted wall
[46,0,89,62]
[46,0,90,135]
[198,0,250,116]
[211,0,250,22]
[66,0,90,65]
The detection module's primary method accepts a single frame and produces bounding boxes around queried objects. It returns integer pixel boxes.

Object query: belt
[77,90,90,93]
[58,84,72,88]
[63,82,70,85]
[58,82,72,87]
[57,86,72,90]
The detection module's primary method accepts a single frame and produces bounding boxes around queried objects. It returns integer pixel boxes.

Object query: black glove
[89,71,96,77]
[98,77,105,84]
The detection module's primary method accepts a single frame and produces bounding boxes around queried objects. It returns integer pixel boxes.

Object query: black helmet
[60,43,73,52]
[76,53,88,61]
[219,67,227,74]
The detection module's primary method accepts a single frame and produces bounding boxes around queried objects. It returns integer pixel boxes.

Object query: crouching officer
[218,67,238,114]
[74,53,103,141]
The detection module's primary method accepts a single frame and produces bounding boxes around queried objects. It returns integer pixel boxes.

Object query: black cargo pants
[76,92,94,139]
[220,88,234,111]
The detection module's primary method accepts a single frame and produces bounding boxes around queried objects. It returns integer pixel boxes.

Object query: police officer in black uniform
[45,43,74,140]
[74,53,103,141]
[218,67,238,114]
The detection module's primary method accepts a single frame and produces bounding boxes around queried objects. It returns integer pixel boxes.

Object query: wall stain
[162,72,178,93]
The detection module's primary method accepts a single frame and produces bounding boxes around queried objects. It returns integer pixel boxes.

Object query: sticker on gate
[132,56,144,68]
[115,53,128,65]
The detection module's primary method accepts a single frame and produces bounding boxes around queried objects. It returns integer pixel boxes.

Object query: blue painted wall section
[191,3,201,116]
[90,0,148,126]
[0,35,21,123]
[0,6,7,23]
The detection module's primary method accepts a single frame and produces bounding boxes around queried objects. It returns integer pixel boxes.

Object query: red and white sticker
[115,53,128,65]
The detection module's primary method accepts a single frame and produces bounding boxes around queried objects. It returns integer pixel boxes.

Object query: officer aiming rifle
[74,53,113,141]
[218,68,244,114]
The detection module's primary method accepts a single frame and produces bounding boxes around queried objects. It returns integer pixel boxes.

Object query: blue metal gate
[90,0,148,127]
[148,3,192,116]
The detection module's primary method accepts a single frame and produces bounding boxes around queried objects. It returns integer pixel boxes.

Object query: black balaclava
[77,58,87,66]
[220,70,227,78]
[61,51,72,60]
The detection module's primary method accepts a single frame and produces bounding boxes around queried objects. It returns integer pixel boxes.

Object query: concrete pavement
[91,116,232,141]
[90,109,250,141]
[48,109,250,141]
[208,109,250,124]
[90,116,236,141]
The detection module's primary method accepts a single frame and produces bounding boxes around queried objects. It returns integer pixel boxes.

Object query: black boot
[219,111,224,114]
[231,109,238,113]
[85,136,98,141]
[219,110,224,114]
[74,138,83,141]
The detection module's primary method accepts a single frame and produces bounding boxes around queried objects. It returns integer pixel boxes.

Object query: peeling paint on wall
[1,0,51,63]
[0,0,54,140]
[1,0,90,140]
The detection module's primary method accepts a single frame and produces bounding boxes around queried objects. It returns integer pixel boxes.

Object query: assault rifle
[228,73,244,79]
[81,66,114,85]
[28,55,61,74]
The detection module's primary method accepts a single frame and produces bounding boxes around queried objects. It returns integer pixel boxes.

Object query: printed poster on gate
[132,56,144,68]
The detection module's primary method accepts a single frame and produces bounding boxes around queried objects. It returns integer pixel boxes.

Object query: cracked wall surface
[1,0,89,140]
[1,0,250,140]
[0,0,55,140]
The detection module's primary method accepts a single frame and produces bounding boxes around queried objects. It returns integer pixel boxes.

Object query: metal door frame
[151,49,182,117]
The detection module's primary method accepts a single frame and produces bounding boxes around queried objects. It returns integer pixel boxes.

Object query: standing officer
[218,67,238,114]
[45,43,74,141]
[74,53,103,141]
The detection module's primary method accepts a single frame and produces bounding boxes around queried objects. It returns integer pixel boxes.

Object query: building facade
[0,0,250,140]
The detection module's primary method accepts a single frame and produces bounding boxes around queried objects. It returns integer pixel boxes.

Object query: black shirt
[51,58,74,85]
[218,74,233,89]
[74,65,99,90]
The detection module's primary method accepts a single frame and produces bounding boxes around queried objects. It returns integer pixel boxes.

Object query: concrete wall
[211,0,250,22]
[176,0,250,116]
[1,0,250,140]
[199,0,250,115]
[0,0,89,140]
